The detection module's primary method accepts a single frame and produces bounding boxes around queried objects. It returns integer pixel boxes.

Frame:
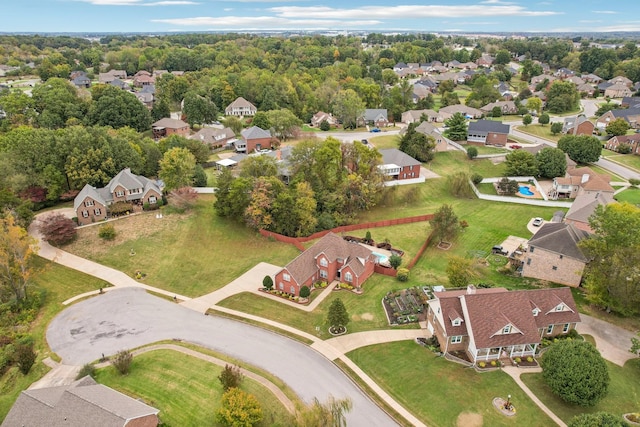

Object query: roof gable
[528,223,589,261]
[379,148,421,168]
[468,120,510,134]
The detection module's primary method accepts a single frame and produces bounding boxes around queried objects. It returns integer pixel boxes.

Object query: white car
[532,217,544,227]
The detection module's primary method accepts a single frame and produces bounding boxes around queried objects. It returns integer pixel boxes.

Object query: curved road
[47,287,398,427]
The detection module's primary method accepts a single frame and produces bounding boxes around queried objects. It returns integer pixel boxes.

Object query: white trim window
[84,200,94,207]
[290,286,295,294]
[116,190,125,197]
[502,325,512,334]
[452,319,461,326]
[94,208,101,215]
[546,325,554,335]
[562,323,570,333]
[149,195,157,203]
[451,336,462,344]
[282,273,290,282]
[82,210,89,218]
[344,272,353,282]
[279,282,284,290]
[320,270,328,279]
[319,257,328,267]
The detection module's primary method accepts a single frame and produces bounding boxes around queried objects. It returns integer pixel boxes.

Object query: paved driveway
[47,287,398,426]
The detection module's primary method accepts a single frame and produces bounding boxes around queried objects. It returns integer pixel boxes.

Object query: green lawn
[514,125,561,143]
[370,134,400,150]
[347,341,555,427]
[615,187,640,204]
[475,145,509,155]
[62,196,300,297]
[95,349,294,427]
[0,258,109,420]
[601,149,640,173]
[520,358,640,424]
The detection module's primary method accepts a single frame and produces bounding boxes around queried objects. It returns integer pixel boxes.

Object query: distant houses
[225,97,257,117]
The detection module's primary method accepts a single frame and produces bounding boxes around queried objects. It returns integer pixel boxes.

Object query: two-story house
[426,286,580,365]
[274,232,375,296]
[521,223,589,287]
[225,97,257,117]
[233,126,274,153]
[596,108,640,130]
[74,168,163,225]
[562,115,595,136]
[378,148,424,185]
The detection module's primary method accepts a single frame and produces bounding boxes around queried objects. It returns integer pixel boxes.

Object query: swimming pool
[372,251,389,264]
[518,185,534,196]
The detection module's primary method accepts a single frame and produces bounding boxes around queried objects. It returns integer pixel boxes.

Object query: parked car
[509,144,522,149]
[532,217,544,227]
[492,245,509,256]
[370,128,381,133]
[361,139,369,145]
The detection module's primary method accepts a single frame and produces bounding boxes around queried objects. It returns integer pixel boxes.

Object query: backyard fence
[471,179,573,208]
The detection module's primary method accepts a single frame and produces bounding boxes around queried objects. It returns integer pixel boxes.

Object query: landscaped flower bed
[512,356,538,367]
[382,287,428,325]
[259,289,307,304]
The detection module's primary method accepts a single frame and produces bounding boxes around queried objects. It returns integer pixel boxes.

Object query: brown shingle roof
[528,223,589,261]
[282,233,372,285]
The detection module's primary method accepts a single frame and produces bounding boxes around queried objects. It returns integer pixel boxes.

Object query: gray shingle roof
[467,120,510,134]
[528,223,589,262]
[241,126,271,140]
[1,376,158,427]
[379,148,421,168]
[152,118,188,129]
[565,192,614,225]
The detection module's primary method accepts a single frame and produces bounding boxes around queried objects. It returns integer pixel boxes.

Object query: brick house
[74,168,163,225]
[605,134,640,154]
[596,108,640,130]
[401,109,441,124]
[564,192,615,233]
[310,111,339,127]
[225,97,257,117]
[427,286,580,365]
[480,101,518,115]
[274,232,375,296]
[467,120,510,145]
[189,127,236,149]
[1,376,159,427]
[415,122,449,152]
[360,109,389,127]
[562,115,595,136]
[550,166,613,200]
[378,148,424,184]
[233,126,274,153]
[521,223,589,287]
[151,118,190,139]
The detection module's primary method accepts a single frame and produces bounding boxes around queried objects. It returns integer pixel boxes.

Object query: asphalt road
[47,287,398,427]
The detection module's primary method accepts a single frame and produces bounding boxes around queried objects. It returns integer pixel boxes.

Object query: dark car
[361,139,369,145]
[492,245,508,256]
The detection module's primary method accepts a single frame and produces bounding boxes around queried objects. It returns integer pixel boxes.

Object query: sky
[3,0,640,34]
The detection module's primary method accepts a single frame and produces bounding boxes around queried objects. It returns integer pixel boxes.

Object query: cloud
[270,5,560,19]
[480,0,515,4]
[579,20,602,24]
[592,10,619,14]
[152,16,383,29]
[74,0,198,5]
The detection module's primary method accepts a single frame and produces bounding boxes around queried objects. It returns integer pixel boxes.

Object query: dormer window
[319,257,328,267]
[452,318,461,326]
[502,325,512,334]
[532,308,540,316]
[555,304,564,311]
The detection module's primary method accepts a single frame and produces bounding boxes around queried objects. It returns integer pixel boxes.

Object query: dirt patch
[437,241,452,250]
[63,211,190,258]
[456,412,483,427]
[360,313,374,321]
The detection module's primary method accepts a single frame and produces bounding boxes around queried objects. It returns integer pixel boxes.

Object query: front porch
[473,344,537,363]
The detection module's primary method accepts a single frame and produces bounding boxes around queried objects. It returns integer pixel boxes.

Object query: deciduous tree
[568,412,625,427]
[536,147,567,178]
[541,340,609,406]
[580,202,640,316]
[545,81,580,114]
[446,256,478,287]
[550,122,563,135]
[0,216,38,303]
[398,122,436,162]
[538,113,550,126]
[216,388,263,427]
[331,89,365,129]
[38,213,77,246]
[505,149,538,176]
[522,114,532,126]
[557,134,602,164]
[525,97,542,115]
[605,118,630,136]
[295,395,352,427]
[218,364,244,391]
[158,147,196,190]
[430,204,460,243]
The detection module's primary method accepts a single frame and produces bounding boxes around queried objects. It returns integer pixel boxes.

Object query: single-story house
[71,72,91,89]
[152,118,190,139]
[74,168,163,226]
[190,127,236,149]
[605,134,640,155]
[234,126,273,153]
[576,83,596,97]
[562,115,595,136]
[225,97,257,117]
[426,286,580,364]
[604,83,633,99]
[467,120,510,145]
[621,96,640,108]
[439,105,482,121]
[415,122,449,152]
[401,109,441,124]
[133,74,154,88]
[378,148,424,184]
[564,191,615,233]
[274,232,375,296]
[608,75,633,87]
[480,101,518,115]
[310,111,339,127]
[521,223,589,287]
[1,376,159,427]
[596,108,640,130]
[582,73,602,84]
[360,109,389,127]
[135,92,154,109]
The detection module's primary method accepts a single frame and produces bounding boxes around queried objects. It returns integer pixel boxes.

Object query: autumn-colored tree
[168,187,198,211]
[216,388,263,427]
[158,147,196,190]
[0,215,38,303]
[295,395,353,427]
[218,364,244,391]
[38,213,77,246]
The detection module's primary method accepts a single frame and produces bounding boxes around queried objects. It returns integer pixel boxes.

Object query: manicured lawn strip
[95,350,294,426]
[207,308,314,345]
[601,150,640,173]
[615,187,640,204]
[475,145,509,155]
[0,258,109,420]
[217,275,421,336]
[370,134,399,150]
[520,358,640,423]
[64,196,300,297]
[477,182,498,195]
[587,164,625,181]
[333,359,412,427]
[347,341,555,427]
[514,125,560,143]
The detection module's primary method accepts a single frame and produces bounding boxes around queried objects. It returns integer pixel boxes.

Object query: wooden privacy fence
[259,213,436,271]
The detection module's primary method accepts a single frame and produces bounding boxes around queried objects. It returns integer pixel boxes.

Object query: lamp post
[506,394,511,410]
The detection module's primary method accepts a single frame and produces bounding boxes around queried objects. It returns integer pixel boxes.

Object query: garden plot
[382,287,428,325]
